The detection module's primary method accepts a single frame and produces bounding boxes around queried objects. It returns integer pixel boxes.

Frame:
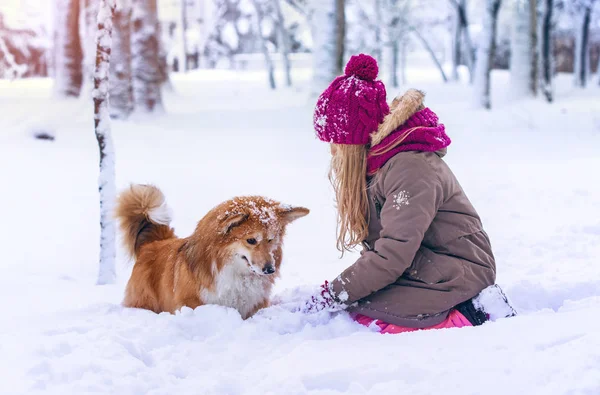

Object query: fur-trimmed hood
[370,89,426,147]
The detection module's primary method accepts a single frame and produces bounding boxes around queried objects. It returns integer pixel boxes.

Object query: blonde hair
[329,144,370,254]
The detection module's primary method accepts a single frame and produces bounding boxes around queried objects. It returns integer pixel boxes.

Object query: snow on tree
[80,0,100,96]
[252,0,276,89]
[474,0,502,109]
[93,0,117,285]
[540,0,556,102]
[273,0,293,86]
[307,0,342,95]
[570,0,597,88]
[109,0,134,118]
[53,0,83,97]
[0,34,28,79]
[510,0,538,97]
[131,0,163,112]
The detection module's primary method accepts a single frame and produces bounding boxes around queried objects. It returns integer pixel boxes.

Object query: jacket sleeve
[330,156,444,305]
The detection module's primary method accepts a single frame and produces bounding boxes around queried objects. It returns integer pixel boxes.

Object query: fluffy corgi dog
[116,184,309,319]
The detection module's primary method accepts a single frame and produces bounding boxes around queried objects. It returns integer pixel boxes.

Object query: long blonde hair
[329,144,370,254]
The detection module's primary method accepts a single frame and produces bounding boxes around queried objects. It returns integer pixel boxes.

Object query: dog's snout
[262,263,275,275]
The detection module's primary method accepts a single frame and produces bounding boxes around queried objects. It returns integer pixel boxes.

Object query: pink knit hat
[314,54,389,145]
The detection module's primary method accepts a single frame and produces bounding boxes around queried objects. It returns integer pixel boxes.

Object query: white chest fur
[200,261,271,319]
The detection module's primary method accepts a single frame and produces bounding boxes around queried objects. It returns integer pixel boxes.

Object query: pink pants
[353,309,472,334]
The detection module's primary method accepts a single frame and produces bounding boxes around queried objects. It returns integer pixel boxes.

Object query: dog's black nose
[262,263,275,275]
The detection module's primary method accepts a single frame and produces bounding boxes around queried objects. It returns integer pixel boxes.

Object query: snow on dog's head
[204,196,309,277]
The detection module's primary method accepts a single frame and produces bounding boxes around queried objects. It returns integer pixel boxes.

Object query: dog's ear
[278,205,309,224]
[220,212,249,233]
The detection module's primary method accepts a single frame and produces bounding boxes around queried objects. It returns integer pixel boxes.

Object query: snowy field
[1,67,600,395]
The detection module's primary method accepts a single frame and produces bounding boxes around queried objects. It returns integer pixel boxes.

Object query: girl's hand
[302,281,346,313]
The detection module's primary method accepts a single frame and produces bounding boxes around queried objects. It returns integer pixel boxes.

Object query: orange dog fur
[115,184,309,319]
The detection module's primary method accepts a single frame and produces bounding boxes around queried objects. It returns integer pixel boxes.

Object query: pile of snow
[0,68,599,394]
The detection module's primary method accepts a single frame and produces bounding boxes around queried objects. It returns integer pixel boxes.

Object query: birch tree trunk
[540,0,555,102]
[53,0,83,97]
[474,0,502,109]
[273,0,292,86]
[131,0,163,112]
[109,0,134,118]
[510,0,537,97]
[251,0,276,90]
[309,0,338,96]
[93,0,117,285]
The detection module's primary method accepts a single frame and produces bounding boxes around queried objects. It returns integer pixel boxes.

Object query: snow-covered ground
[1,67,599,395]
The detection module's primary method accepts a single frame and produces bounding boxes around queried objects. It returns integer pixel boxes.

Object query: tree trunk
[474,0,502,109]
[540,0,554,102]
[455,0,475,83]
[309,0,338,96]
[451,6,461,81]
[401,38,407,84]
[251,0,276,90]
[80,0,100,96]
[390,40,399,87]
[273,0,292,86]
[574,4,593,88]
[109,0,134,118]
[335,0,345,75]
[374,0,383,64]
[529,0,538,96]
[510,0,537,97]
[93,0,117,285]
[411,26,448,83]
[53,0,83,97]
[180,0,188,72]
[131,0,163,112]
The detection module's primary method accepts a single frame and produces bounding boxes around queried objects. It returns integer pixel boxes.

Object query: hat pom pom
[344,54,378,81]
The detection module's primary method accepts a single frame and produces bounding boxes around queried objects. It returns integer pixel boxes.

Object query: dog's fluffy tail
[115,184,175,259]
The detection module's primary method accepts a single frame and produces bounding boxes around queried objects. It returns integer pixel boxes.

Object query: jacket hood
[370,89,426,147]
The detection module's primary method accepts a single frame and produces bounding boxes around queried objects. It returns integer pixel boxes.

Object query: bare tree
[53,0,83,97]
[273,0,293,86]
[131,0,163,112]
[474,0,502,109]
[540,0,555,101]
[451,2,462,81]
[573,0,596,87]
[410,26,449,83]
[450,0,475,83]
[251,0,276,90]
[93,0,117,285]
[529,0,538,96]
[109,0,134,118]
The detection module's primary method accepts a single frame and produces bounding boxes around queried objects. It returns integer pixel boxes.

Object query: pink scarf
[367,108,451,176]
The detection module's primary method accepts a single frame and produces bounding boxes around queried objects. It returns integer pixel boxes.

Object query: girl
[302,54,515,333]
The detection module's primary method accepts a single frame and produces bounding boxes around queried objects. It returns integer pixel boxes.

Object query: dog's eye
[246,238,257,245]
[267,239,273,243]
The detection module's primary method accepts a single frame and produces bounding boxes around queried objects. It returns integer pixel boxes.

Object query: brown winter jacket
[330,91,496,328]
